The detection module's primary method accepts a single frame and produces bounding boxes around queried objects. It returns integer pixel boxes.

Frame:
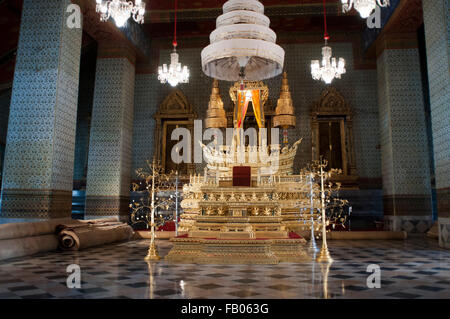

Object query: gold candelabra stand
[131,158,178,261]
[305,157,346,263]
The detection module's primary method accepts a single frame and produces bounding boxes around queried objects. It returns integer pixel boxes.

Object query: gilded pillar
[85,42,136,222]
[0,0,82,220]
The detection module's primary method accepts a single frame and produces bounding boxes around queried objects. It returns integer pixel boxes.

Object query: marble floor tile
[0,237,449,299]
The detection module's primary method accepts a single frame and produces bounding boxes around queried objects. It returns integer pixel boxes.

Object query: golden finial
[273,72,296,144]
[205,78,227,128]
[273,72,296,128]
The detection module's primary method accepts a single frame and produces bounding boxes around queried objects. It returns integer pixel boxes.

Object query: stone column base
[0,189,72,219]
[439,218,450,249]
[384,215,433,233]
[85,196,130,222]
[383,195,432,217]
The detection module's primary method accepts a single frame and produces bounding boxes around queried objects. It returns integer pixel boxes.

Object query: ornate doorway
[153,90,197,174]
[311,87,358,186]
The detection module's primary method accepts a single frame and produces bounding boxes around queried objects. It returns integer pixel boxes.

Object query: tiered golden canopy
[273,72,296,129]
[205,79,227,129]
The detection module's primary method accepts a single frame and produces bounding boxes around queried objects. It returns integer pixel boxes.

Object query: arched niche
[153,90,197,174]
[311,87,358,184]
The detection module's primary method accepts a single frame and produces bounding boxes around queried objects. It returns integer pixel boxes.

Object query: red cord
[173,0,178,47]
[323,0,330,41]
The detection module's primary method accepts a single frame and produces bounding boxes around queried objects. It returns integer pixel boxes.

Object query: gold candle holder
[145,238,161,261]
[316,157,333,263]
[316,242,333,263]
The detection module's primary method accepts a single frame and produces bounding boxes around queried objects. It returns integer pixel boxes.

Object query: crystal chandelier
[311,0,346,84]
[201,0,284,82]
[311,45,346,84]
[158,0,189,87]
[96,0,146,28]
[341,0,390,19]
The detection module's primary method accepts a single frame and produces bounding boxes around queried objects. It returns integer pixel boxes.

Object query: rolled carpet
[0,218,72,241]
[426,222,439,239]
[0,234,59,261]
[58,224,134,251]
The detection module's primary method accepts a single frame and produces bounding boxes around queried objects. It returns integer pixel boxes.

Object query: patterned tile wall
[377,48,432,196]
[0,0,82,218]
[73,100,91,183]
[423,0,450,245]
[85,57,135,198]
[423,0,450,191]
[132,43,381,181]
[132,74,158,177]
[0,90,11,145]
[73,50,97,183]
[0,90,11,178]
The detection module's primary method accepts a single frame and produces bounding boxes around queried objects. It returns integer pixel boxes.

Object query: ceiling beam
[145,3,350,23]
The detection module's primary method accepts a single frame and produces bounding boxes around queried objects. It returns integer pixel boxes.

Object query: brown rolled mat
[327,231,407,240]
[426,222,439,239]
[55,220,124,234]
[77,217,120,224]
[0,234,58,261]
[58,224,134,251]
[0,218,72,241]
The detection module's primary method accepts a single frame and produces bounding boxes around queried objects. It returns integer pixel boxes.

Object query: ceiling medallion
[96,0,146,27]
[311,0,346,84]
[341,0,390,19]
[158,0,190,87]
[201,0,285,82]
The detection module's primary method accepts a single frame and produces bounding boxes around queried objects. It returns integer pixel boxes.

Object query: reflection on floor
[0,237,449,299]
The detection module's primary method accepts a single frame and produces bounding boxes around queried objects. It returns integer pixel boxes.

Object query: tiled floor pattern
[0,237,449,299]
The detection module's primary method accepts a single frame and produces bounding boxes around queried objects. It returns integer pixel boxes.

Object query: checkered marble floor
[0,237,449,299]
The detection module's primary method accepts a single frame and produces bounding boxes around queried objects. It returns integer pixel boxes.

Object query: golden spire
[273,72,296,129]
[205,78,227,128]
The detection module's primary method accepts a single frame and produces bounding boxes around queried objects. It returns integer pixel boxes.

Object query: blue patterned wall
[377,48,432,196]
[0,91,11,145]
[377,46,434,232]
[86,57,135,197]
[423,0,450,191]
[73,47,97,184]
[132,73,158,176]
[85,55,135,219]
[423,0,450,247]
[0,90,11,182]
[0,0,82,219]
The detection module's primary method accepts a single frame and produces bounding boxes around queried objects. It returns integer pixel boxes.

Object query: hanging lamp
[96,0,146,27]
[158,0,190,87]
[311,0,346,84]
[341,0,390,19]
[201,0,284,82]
